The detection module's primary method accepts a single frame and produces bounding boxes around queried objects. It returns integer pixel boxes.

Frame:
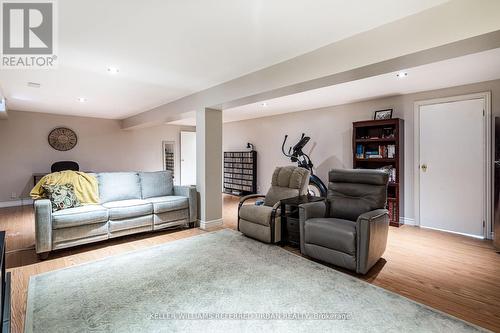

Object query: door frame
[179,130,196,186]
[413,92,492,239]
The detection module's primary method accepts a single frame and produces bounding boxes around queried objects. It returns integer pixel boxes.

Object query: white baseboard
[400,217,416,226]
[199,218,223,230]
[419,225,485,239]
[0,198,33,208]
[399,217,488,239]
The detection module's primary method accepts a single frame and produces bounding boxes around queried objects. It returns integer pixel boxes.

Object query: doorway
[180,131,196,186]
[414,93,491,239]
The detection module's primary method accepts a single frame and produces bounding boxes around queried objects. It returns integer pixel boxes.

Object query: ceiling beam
[121,0,500,130]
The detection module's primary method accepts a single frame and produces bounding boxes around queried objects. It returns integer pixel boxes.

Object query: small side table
[280,195,325,248]
[33,173,48,186]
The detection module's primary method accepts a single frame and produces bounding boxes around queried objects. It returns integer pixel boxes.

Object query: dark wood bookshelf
[353,118,404,227]
[223,150,257,196]
[355,138,397,143]
[355,158,396,162]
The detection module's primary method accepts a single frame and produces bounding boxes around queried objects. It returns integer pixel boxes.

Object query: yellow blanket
[30,171,99,204]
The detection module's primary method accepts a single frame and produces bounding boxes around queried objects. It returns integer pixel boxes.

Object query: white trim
[413,92,492,239]
[0,198,33,208]
[400,217,416,226]
[199,218,223,230]
[420,225,485,240]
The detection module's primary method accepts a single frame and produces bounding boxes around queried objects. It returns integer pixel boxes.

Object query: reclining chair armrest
[298,201,327,254]
[173,186,198,223]
[356,209,389,274]
[239,194,266,206]
[237,194,266,231]
[34,199,53,254]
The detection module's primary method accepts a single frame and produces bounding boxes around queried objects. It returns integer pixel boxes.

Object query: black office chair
[51,161,79,173]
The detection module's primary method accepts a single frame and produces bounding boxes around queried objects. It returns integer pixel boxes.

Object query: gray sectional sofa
[34,171,197,259]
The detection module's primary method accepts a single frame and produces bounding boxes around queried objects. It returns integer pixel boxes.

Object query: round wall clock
[48,127,78,151]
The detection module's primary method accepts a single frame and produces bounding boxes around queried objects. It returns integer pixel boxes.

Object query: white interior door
[180,131,196,186]
[419,98,485,237]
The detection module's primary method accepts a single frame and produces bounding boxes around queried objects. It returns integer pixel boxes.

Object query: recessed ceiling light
[107,67,119,74]
[396,72,408,78]
[78,97,87,103]
[261,102,268,108]
[27,82,41,88]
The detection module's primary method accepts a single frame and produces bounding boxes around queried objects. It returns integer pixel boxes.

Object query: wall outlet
[10,192,17,199]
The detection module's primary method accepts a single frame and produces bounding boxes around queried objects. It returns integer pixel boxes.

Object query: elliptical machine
[282,133,327,197]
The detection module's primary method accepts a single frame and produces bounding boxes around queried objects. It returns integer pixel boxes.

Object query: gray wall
[223,79,500,221]
[0,110,194,203]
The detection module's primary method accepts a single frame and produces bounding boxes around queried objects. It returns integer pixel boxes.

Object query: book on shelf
[387,199,398,225]
[378,165,397,183]
[389,168,396,183]
[357,144,395,159]
[356,144,364,158]
[387,144,396,158]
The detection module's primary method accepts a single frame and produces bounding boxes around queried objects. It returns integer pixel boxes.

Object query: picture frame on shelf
[374,108,393,120]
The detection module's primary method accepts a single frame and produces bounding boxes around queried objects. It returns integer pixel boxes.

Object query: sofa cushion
[271,166,309,189]
[52,204,108,229]
[304,217,357,255]
[154,210,189,226]
[108,215,153,233]
[102,199,153,220]
[97,172,141,203]
[264,187,299,207]
[328,169,388,221]
[145,196,188,214]
[239,204,274,226]
[139,171,173,199]
[53,222,108,245]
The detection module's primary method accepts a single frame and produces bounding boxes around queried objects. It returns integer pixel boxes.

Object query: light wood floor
[2,195,500,332]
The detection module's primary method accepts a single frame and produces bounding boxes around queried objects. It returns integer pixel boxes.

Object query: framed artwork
[48,127,78,151]
[374,109,393,120]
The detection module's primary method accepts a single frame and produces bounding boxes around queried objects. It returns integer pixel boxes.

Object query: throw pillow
[42,183,82,212]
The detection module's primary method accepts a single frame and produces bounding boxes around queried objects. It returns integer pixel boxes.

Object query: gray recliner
[299,169,389,274]
[238,166,310,243]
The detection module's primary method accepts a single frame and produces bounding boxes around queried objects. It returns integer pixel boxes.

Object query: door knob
[421,164,428,172]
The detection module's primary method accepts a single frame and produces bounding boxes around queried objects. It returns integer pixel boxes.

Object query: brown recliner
[238,166,310,243]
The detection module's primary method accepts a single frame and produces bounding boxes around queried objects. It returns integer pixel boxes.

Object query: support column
[196,108,223,229]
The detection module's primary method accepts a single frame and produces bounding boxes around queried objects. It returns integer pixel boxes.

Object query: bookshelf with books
[223,150,257,196]
[352,118,404,227]
[163,141,175,179]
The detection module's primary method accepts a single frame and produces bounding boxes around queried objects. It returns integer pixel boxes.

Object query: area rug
[25,229,487,332]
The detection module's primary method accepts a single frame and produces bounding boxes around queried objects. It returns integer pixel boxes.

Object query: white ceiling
[167,47,500,126]
[0,0,449,119]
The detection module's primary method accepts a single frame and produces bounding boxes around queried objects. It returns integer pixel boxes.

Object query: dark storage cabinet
[223,151,257,196]
[280,196,326,248]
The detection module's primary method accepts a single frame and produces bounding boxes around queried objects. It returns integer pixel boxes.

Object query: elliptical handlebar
[282,133,313,170]
[280,133,327,197]
[281,134,292,157]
